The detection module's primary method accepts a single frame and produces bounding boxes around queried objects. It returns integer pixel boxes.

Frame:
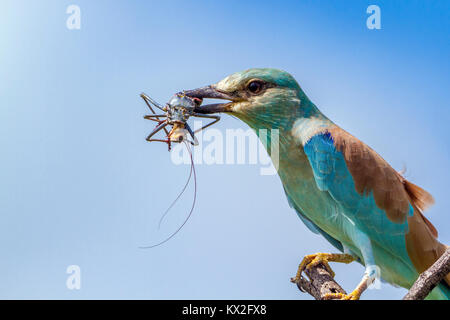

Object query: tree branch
[292,248,450,300]
[292,263,347,300]
[403,247,450,300]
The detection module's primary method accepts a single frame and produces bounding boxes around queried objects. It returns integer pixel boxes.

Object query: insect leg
[146,121,169,141]
[144,114,166,120]
[191,114,221,133]
[141,93,170,136]
[184,123,199,146]
[140,93,165,112]
[144,114,167,123]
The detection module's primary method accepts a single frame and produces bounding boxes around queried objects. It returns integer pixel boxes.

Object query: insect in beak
[141,92,221,150]
[141,92,220,249]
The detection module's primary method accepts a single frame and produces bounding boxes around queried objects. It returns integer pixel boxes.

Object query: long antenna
[157,156,194,229]
[139,141,197,249]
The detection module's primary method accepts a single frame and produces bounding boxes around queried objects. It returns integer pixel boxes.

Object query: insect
[141,92,220,150]
[140,92,220,248]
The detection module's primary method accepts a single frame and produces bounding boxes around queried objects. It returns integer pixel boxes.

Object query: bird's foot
[322,289,362,300]
[290,253,355,283]
[322,265,378,300]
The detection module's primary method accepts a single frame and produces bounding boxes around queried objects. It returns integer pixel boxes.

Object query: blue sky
[0,0,448,299]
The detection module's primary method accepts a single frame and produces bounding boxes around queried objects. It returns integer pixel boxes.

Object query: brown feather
[403,180,435,213]
[405,207,450,286]
[327,125,448,286]
[328,126,410,223]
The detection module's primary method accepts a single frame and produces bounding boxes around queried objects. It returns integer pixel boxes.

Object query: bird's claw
[322,290,362,300]
[291,252,356,284]
[291,253,337,284]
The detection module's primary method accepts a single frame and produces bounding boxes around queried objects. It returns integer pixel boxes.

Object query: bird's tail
[426,282,450,300]
[403,180,450,299]
[424,244,450,300]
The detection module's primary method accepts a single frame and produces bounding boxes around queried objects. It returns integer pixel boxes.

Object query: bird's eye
[247,81,264,94]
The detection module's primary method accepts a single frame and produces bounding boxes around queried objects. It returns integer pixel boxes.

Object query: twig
[293,248,450,300]
[403,247,450,300]
[293,263,347,300]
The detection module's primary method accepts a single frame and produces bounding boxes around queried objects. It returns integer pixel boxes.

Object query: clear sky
[0,0,449,299]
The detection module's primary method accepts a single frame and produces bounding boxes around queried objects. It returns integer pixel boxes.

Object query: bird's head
[185,68,313,129]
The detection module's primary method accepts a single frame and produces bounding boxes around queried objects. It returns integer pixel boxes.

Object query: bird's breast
[277,140,351,243]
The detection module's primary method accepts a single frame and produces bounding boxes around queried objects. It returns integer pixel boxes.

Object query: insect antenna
[157,153,194,229]
[139,141,197,249]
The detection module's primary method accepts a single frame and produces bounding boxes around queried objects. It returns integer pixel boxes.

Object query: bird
[183,68,450,300]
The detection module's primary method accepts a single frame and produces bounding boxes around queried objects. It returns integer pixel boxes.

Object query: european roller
[183,68,449,300]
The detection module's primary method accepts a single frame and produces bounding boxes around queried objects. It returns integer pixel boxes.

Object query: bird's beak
[183,85,236,114]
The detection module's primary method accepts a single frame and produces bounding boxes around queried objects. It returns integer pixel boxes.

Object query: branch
[403,247,450,300]
[293,247,450,300]
[292,263,347,300]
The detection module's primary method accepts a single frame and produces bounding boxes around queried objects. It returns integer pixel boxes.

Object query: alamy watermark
[66,5,81,30]
[170,121,280,176]
[66,265,81,290]
[366,5,381,30]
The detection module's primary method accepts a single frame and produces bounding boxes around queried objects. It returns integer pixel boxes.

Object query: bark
[293,263,347,300]
[403,247,450,300]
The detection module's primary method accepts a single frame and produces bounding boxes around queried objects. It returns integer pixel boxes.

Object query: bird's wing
[303,126,448,284]
[283,187,345,253]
